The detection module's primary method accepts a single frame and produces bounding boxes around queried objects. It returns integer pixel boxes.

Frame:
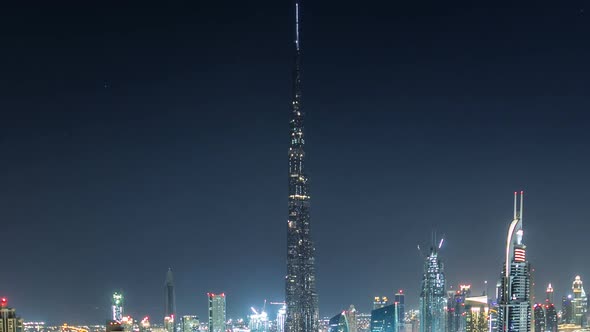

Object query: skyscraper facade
[497,192,532,332]
[181,316,199,332]
[561,295,573,324]
[545,284,554,305]
[165,268,176,319]
[0,298,23,332]
[394,291,405,326]
[544,303,557,332]
[370,303,399,332]
[419,240,446,332]
[533,304,545,332]
[464,296,488,332]
[572,275,587,327]
[284,1,318,332]
[208,293,226,332]
[373,297,389,311]
[112,292,124,322]
[329,312,349,332]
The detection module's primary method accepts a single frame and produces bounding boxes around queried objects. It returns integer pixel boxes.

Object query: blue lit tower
[285,1,319,332]
[498,191,532,332]
[112,292,124,322]
[419,234,446,332]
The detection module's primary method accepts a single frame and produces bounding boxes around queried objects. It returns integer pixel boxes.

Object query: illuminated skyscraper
[165,316,175,332]
[464,296,488,332]
[346,305,358,332]
[165,269,176,319]
[561,295,573,324]
[533,304,545,332]
[572,276,587,327]
[181,316,199,332]
[139,317,150,332]
[277,305,287,332]
[284,1,319,332]
[373,298,389,311]
[371,303,399,332]
[112,292,124,322]
[419,236,446,332]
[545,284,554,305]
[208,293,226,332]
[329,312,349,332]
[544,303,557,332]
[394,291,405,327]
[0,298,23,332]
[497,191,532,332]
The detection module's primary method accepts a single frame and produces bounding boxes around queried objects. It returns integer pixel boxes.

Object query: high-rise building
[277,305,287,332]
[208,293,226,332]
[561,295,573,324]
[370,303,399,332]
[419,236,446,332]
[447,285,471,332]
[546,284,554,305]
[0,298,23,332]
[346,305,358,332]
[373,298,389,311]
[464,296,488,332]
[112,292,124,322]
[544,303,557,332]
[497,191,532,332]
[140,317,150,332]
[394,291,405,327]
[534,304,545,332]
[572,276,587,327]
[181,316,199,332]
[165,269,176,320]
[284,2,319,332]
[329,312,349,332]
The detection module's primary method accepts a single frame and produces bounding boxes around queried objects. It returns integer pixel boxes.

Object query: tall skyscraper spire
[285,1,319,332]
[498,191,532,332]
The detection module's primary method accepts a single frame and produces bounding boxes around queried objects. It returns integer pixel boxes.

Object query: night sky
[2,0,590,325]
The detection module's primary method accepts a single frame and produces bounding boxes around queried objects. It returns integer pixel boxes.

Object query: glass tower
[572,276,587,327]
[208,293,226,332]
[498,192,531,332]
[285,1,318,332]
[371,303,399,332]
[419,239,446,332]
[165,268,176,320]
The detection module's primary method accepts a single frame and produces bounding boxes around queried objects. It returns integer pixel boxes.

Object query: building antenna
[295,2,300,51]
[513,191,517,219]
[520,191,524,223]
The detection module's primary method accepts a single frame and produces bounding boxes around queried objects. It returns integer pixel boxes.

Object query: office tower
[208,293,226,332]
[464,296,488,332]
[497,192,532,332]
[447,285,471,332]
[419,235,446,332]
[533,304,545,332]
[165,269,176,320]
[355,313,371,332]
[249,308,269,332]
[394,291,405,327]
[277,305,287,332]
[181,316,198,332]
[572,275,588,327]
[284,1,319,332]
[0,298,23,332]
[370,303,399,332]
[562,295,573,324]
[544,303,557,332]
[546,284,554,305]
[329,312,349,332]
[373,298,389,311]
[164,316,174,332]
[346,305,358,332]
[112,292,124,322]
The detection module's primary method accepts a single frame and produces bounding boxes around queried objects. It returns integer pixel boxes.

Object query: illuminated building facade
[571,276,587,327]
[464,296,488,332]
[164,317,174,332]
[207,293,226,332]
[0,298,23,332]
[546,284,554,305]
[447,285,471,332]
[112,293,124,322]
[394,291,405,327]
[181,316,198,332]
[533,304,545,332]
[419,239,446,332]
[328,312,349,332]
[284,2,319,332]
[498,192,531,332]
[373,298,389,311]
[561,295,573,324]
[277,306,287,332]
[370,303,399,332]
[544,303,557,332]
[140,317,150,332]
[165,269,176,321]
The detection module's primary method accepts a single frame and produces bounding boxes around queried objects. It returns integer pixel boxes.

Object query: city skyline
[2,0,590,326]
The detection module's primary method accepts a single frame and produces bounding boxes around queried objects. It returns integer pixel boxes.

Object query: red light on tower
[1,298,7,307]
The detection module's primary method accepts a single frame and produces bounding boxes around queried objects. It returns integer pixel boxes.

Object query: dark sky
[1,0,590,325]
